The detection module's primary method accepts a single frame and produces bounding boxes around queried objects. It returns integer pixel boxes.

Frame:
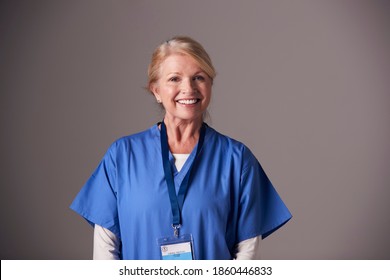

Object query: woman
[70,36,292,260]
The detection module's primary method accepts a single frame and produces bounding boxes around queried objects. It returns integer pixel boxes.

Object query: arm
[234,235,262,260]
[93,224,121,260]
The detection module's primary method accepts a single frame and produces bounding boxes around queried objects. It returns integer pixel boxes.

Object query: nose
[181,78,196,94]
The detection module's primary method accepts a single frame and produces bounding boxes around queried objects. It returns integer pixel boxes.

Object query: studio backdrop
[1,0,389,259]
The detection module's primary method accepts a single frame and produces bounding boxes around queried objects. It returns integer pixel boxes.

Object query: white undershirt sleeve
[93,224,120,260]
[234,235,262,260]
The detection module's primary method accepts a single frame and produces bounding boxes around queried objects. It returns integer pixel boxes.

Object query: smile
[176,99,200,105]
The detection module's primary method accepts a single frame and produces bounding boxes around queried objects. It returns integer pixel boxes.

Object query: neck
[163,116,203,154]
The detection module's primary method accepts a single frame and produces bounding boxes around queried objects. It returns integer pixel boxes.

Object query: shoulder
[104,124,158,157]
[205,125,257,163]
[112,125,157,147]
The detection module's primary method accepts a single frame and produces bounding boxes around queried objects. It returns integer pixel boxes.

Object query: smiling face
[151,53,212,124]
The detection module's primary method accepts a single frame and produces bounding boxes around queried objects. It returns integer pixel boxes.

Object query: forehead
[159,53,202,74]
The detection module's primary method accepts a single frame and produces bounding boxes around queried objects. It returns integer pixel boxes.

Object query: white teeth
[177,99,198,104]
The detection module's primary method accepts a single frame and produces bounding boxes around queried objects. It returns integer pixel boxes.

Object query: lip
[176,98,201,105]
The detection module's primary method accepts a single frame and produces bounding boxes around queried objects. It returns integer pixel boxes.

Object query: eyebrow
[167,71,205,76]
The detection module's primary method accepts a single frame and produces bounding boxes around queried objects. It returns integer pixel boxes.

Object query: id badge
[157,234,195,260]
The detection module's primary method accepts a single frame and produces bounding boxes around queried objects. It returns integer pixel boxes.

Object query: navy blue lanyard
[160,121,206,237]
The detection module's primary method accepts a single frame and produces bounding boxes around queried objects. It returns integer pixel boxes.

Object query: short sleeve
[70,143,120,237]
[237,147,292,242]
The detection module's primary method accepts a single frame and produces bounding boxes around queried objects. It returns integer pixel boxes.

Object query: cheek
[202,85,212,98]
[159,86,177,99]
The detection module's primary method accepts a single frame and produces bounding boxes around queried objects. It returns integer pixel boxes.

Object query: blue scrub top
[70,124,292,259]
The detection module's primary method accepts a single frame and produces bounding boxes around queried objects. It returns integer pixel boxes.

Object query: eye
[168,76,180,82]
[193,75,205,81]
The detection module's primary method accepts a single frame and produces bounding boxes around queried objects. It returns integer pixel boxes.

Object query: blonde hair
[147,36,216,94]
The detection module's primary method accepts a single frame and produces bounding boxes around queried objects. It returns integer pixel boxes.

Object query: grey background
[1,0,389,259]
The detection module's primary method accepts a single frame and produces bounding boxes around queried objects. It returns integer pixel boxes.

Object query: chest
[115,149,240,222]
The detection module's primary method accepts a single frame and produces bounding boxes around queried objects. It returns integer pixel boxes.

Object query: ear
[150,83,161,103]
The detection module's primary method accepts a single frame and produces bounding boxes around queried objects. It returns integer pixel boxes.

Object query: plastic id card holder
[157,234,195,260]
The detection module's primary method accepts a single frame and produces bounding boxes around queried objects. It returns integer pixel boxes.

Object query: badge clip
[172,224,181,237]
